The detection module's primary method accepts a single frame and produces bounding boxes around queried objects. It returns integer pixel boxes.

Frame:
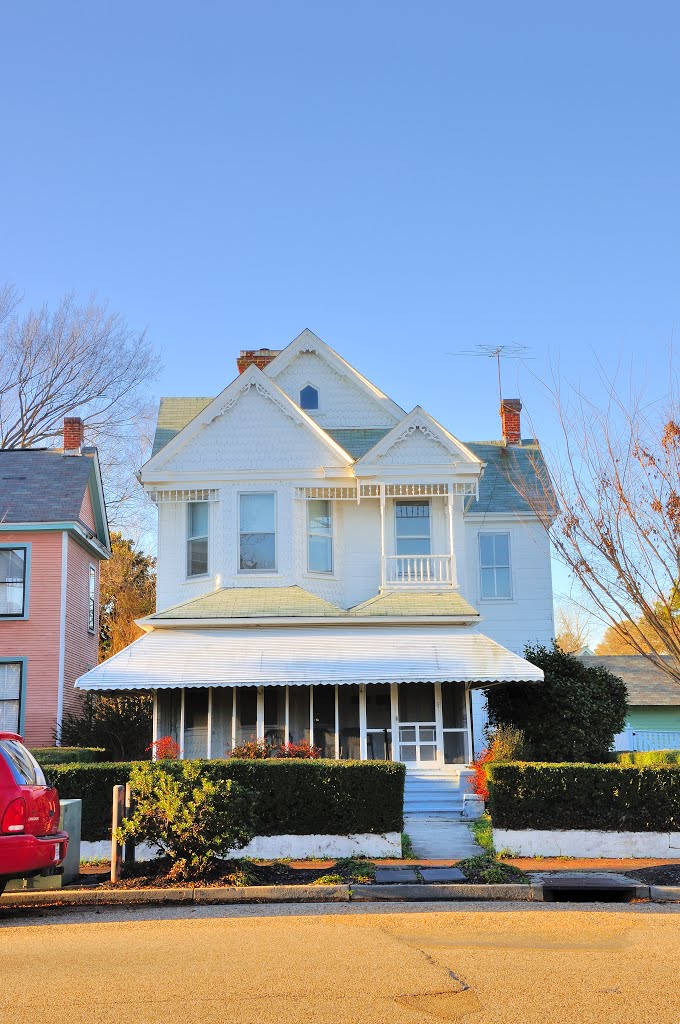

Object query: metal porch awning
[75,625,543,691]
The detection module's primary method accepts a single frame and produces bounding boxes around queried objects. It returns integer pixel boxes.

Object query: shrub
[49,758,405,841]
[117,761,256,880]
[456,854,528,884]
[229,739,275,759]
[487,762,680,831]
[471,749,493,799]
[617,750,680,766]
[278,741,321,759]
[30,747,104,765]
[57,693,153,761]
[487,643,628,761]
[147,736,180,760]
[471,726,525,800]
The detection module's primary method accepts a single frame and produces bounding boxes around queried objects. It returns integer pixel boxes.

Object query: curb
[3,881,677,910]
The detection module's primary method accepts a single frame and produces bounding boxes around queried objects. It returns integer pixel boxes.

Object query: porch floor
[403,815,483,860]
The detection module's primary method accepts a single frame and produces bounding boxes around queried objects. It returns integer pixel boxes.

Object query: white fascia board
[354,406,484,467]
[265,329,405,422]
[140,363,354,478]
[139,614,481,629]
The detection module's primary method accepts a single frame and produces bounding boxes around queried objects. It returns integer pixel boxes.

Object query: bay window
[239,492,276,571]
[307,499,333,573]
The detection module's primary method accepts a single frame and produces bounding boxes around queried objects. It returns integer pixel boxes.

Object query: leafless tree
[0,285,159,534]
[512,360,680,683]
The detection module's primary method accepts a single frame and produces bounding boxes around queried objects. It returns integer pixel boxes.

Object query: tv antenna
[446,343,532,405]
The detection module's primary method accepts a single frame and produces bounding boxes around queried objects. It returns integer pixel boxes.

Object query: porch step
[403,767,472,814]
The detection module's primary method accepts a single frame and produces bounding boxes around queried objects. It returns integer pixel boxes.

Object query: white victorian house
[77,331,552,782]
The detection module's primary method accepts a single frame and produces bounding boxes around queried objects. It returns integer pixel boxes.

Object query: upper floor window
[300,385,319,411]
[479,533,511,599]
[0,547,27,617]
[187,503,209,577]
[395,501,431,555]
[0,662,22,732]
[308,500,333,573]
[239,492,276,572]
[88,565,96,633]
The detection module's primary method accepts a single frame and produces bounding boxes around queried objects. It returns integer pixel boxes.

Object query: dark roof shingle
[0,449,95,525]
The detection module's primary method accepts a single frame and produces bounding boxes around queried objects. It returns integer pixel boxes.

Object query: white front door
[395,682,441,765]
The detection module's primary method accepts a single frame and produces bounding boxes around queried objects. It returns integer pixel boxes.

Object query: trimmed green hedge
[49,759,405,841]
[31,747,105,766]
[617,750,680,766]
[487,762,680,832]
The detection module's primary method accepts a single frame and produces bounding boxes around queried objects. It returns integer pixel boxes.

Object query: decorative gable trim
[354,406,484,469]
[265,329,405,423]
[140,363,354,475]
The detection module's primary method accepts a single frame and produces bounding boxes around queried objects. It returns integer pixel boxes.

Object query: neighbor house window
[88,565,96,633]
[0,662,22,732]
[300,385,319,411]
[0,547,27,617]
[479,533,511,599]
[308,500,333,573]
[187,503,209,577]
[239,492,276,571]
[395,500,431,555]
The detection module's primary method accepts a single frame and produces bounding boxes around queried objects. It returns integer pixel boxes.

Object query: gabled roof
[354,407,483,468]
[152,397,212,457]
[147,585,346,621]
[142,363,353,474]
[265,329,405,422]
[0,448,110,552]
[578,655,680,706]
[350,591,479,619]
[324,428,392,458]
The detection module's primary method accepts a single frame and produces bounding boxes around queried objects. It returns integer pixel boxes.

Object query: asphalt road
[1,902,679,1023]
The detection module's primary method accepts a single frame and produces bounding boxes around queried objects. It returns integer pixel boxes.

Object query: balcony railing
[382,554,454,588]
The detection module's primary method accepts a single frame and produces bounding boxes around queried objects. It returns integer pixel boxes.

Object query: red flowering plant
[471,726,525,802]
[471,748,493,800]
[277,740,322,759]
[147,736,180,760]
[229,738,275,759]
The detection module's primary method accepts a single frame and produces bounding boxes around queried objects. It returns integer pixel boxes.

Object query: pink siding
[79,484,96,532]
[63,538,99,720]
[0,531,63,746]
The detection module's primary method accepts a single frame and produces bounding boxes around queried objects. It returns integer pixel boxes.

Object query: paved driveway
[1,902,679,1023]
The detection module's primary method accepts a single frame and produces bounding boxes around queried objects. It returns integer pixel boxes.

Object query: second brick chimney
[236,348,281,374]
[63,416,85,454]
[500,399,522,445]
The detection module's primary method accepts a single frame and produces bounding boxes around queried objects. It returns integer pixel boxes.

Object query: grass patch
[469,812,495,854]
[401,833,415,858]
[457,854,529,885]
[312,873,343,885]
[334,858,376,883]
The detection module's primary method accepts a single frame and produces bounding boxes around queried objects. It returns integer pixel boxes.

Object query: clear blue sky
[2,2,678,621]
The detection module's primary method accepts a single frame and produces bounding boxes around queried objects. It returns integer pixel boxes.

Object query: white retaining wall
[81,831,402,863]
[494,828,680,858]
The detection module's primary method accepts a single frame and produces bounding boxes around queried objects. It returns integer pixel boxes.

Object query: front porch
[155,680,474,766]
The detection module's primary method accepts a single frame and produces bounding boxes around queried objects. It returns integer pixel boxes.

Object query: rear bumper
[0,831,69,881]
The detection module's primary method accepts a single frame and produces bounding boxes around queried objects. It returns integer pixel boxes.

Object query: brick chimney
[63,416,85,454]
[500,399,522,445]
[236,348,281,374]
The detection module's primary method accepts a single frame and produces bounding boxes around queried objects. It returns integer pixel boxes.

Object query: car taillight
[1,798,26,834]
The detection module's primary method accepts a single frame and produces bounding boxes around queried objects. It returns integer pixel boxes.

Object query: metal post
[123,782,135,867]
[110,785,125,883]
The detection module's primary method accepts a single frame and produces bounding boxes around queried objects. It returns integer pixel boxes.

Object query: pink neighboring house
[0,417,111,746]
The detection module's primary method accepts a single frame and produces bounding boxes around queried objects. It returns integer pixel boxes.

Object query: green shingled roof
[150,586,346,619]
[324,428,391,458]
[350,591,479,618]
[151,397,213,457]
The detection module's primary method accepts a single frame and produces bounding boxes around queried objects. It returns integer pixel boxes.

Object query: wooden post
[123,782,135,867]
[110,785,125,883]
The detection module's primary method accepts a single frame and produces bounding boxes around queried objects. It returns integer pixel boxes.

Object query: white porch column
[151,691,158,760]
[359,684,368,759]
[379,485,386,589]
[334,685,340,759]
[446,491,458,587]
[206,689,213,759]
[390,683,399,762]
[285,686,290,746]
[465,685,474,764]
[257,686,264,741]
[434,682,445,766]
[179,689,186,759]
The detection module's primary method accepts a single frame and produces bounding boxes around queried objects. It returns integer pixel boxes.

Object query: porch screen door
[397,683,438,764]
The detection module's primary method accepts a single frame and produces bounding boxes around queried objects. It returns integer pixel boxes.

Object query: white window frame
[238,491,277,574]
[478,531,512,601]
[0,544,30,620]
[186,502,210,579]
[306,499,334,575]
[394,499,432,556]
[88,564,96,634]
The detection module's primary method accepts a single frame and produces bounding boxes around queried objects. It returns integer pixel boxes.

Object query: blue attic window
[300,385,319,411]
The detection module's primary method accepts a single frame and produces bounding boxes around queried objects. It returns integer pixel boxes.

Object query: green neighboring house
[578,655,680,751]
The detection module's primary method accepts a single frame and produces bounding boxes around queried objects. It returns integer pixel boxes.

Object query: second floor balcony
[382,554,455,589]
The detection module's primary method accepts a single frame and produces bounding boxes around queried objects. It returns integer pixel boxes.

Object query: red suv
[0,733,68,895]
